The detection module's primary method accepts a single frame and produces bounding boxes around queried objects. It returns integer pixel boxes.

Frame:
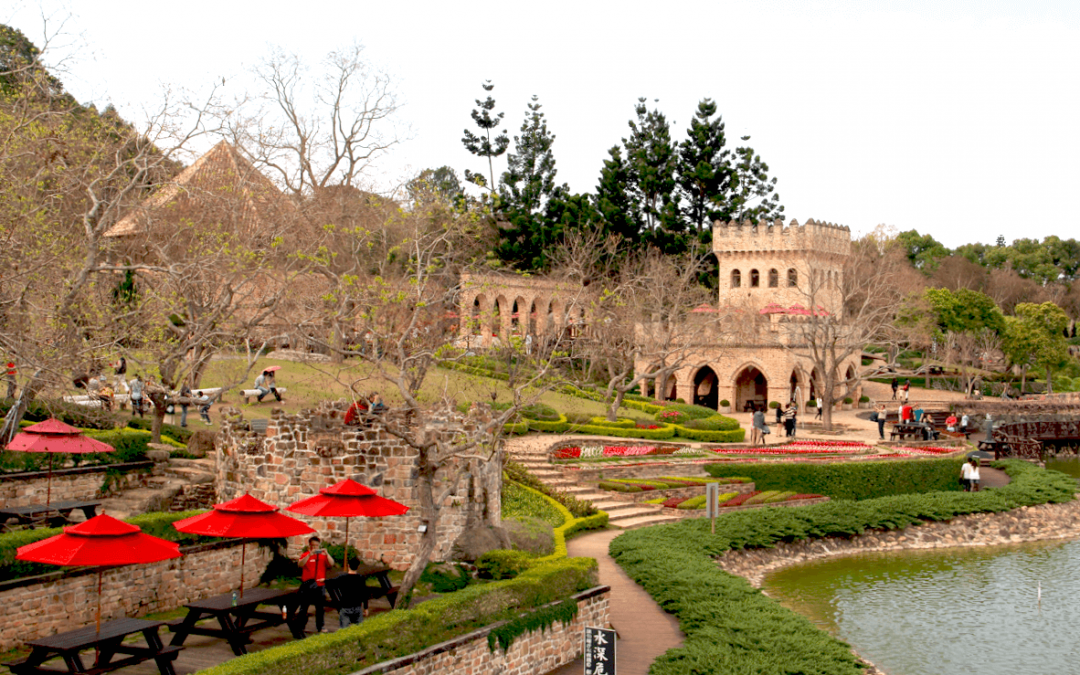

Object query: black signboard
[583,626,616,675]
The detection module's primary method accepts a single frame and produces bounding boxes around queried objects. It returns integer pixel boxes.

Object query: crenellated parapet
[712,218,851,257]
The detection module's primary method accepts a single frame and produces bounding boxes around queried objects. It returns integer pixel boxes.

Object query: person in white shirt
[968,458,981,492]
[960,460,973,491]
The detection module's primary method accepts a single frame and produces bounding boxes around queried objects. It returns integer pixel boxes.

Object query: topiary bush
[519,404,559,421]
[476,549,534,580]
[719,399,730,407]
[419,562,471,592]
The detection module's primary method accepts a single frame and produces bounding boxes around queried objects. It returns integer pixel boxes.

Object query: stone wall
[718,500,1080,588]
[217,406,501,570]
[558,461,712,482]
[352,586,610,675]
[0,540,273,651]
[0,462,155,508]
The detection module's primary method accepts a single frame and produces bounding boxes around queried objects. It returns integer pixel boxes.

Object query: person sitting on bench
[254,369,282,402]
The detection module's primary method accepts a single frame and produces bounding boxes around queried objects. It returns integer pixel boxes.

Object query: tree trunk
[1020,365,1027,396]
[147,390,169,443]
[1046,366,1053,395]
[396,458,440,609]
[330,320,346,364]
[0,369,44,445]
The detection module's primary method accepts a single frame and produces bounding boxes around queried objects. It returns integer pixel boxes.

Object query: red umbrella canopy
[287,479,409,518]
[6,418,115,454]
[16,514,181,567]
[263,365,282,372]
[173,494,314,538]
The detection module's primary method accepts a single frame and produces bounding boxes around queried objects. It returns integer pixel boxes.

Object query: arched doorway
[529,300,540,335]
[693,366,719,409]
[789,369,801,405]
[661,373,678,401]
[734,366,768,412]
[471,295,484,336]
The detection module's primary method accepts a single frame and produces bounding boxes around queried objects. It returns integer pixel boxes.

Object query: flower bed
[894,445,965,456]
[597,476,749,493]
[552,444,701,460]
[711,440,874,456]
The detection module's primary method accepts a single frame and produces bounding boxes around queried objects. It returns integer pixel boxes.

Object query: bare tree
[778,237,906,430]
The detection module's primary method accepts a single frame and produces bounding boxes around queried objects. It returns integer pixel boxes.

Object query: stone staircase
[103,457,217,520]
[509,453,681,530]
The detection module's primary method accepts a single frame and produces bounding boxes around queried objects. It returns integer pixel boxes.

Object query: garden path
[546,529,684,675]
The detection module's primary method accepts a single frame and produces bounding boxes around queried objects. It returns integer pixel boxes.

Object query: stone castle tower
[712,218,851,313]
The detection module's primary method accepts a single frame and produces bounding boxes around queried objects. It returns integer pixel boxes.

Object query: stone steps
[561,485,595,495]
[603,505,669,522]
[590,500,643,513]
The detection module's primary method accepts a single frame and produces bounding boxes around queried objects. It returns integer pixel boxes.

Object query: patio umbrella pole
[240,541,246,598]
[46,453,53,510]
[344,519,350,574]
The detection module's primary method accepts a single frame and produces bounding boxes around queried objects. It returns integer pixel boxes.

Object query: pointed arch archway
[692,365,719,410]
[732,364,768,412]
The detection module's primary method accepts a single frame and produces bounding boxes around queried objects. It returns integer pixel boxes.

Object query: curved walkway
[547,529,683,675]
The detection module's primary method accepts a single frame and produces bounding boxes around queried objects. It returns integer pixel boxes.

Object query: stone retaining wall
[718,499,1080,587]
[352,586,610,675]
[0,539,273,651]
[603,482,756,503]
[0,462,155,508]
[563,462,712,482]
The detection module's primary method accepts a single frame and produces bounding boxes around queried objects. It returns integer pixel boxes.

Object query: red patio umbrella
[17,514,181,633]
[262,365,282,372]
[287,479,408,573]
[5,418,115,508]
[172,494,313,596]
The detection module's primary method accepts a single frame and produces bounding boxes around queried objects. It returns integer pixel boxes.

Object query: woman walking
[874,403,888,440]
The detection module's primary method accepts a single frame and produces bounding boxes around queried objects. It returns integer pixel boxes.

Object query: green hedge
[562,422,676,440]
[609,461,1076,675]
[583,417,637,429]
[503,481,566,528]
[0,510,214,582]
[504,461,597,519]
[502,420,530,435]
[673,425,746,443]
[679,416,740,431]
[526,414,570,433]
[195,556,598,675]
[437,361,510,381]
[705,457,965,500]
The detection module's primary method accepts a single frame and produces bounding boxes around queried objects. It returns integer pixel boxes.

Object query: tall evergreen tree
[624,99,685,252]
[594,146,640,247]
[494,96,562,269]
[677,98,734,237]
[730,139,784,223]
[461,81,509,194]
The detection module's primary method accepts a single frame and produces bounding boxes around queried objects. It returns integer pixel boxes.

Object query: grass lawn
[195,357,623,424]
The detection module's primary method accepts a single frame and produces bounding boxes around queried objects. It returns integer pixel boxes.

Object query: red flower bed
[786,493,825,501]
[635,424,661,430]
[663,497,687,508]
[722,491,760,507]
[552,447,581,460]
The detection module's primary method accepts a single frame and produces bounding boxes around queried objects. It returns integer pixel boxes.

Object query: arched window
[750,269,760,288]
[787,268,797,287]
[768,269,778,288]
[731,269,741,288]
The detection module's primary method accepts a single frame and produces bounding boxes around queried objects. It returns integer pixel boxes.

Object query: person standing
[330,558,369,629]
[960,460,973,492]
[875,403,888,440]
[179,383,192,428]
[813,397,823,420]
[195,390,213,425]
[751,405,767,446]
[902,379,911,402]
[891,378,899,400]
[129,374,145,417]
[255,369,282,403]
[960,413,970,434]
[295,536,335,635]
[968,458,981,492]
[783,400,798,438]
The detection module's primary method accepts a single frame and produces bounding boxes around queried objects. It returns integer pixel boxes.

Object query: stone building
[459,218,862,413]
[645,218,863,412]
[215,404,502,569]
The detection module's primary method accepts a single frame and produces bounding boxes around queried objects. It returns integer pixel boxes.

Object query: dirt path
[546,529,683,675]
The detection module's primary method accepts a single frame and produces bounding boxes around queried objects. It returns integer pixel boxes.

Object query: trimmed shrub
[476,550,534,580]
[504,462,596,518]
[676,495,707,510]
[807,399,818,407]
[519,404,559,421]
[859,395,871,403]
[656,403,717,420]
[526,414,570,433]
[673,426,746,443]
[705,457,965,500]
[502,481,565,528]
[584,417,637,429]
[679,416,740,431]
[769,401,781,409]
[419,563,471,593]
[719,399,730,407]
[127,417,192,443]
[843,397,853,405]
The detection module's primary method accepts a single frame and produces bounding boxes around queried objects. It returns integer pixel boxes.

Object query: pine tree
[461,81,509,194]
[494,96,562,269]
[623,99,685,253]
[677,98,734,236]
[730,139,784,223]
[594,146,640,247]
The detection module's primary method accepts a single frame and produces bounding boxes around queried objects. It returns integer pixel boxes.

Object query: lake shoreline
[716,498,1080,675]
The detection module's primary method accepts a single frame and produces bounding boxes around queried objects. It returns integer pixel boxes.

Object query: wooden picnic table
[167,587,300,657]
[890,423,939,442]
[324,564,399,611]
[0,501,101,528]
[4,617,181,675]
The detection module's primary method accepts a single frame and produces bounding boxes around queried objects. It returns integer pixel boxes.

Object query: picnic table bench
[0,501,101,528]
[168,587,300,657]
[4,617,181,675]
[890,423,938,442]
[324,564,399,611]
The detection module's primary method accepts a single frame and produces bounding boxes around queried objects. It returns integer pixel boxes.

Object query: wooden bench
[241,388,287,404]
[890,423,933,441]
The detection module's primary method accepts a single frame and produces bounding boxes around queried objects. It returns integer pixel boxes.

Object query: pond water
[761,539,1080,675]
[1045,455,1080,480]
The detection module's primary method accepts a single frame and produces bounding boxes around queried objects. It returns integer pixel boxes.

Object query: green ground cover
[610,461,1076,675]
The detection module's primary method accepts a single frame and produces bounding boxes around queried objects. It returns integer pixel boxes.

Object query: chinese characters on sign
[583,626,615,675]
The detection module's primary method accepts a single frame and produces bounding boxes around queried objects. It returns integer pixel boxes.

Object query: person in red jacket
[900,404,914,422]
[294,536,335,635]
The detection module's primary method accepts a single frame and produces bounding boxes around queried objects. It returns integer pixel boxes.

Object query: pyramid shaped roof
[105,141,297,238]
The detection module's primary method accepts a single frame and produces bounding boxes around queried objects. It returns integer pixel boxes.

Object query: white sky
[8,0,1079,249]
